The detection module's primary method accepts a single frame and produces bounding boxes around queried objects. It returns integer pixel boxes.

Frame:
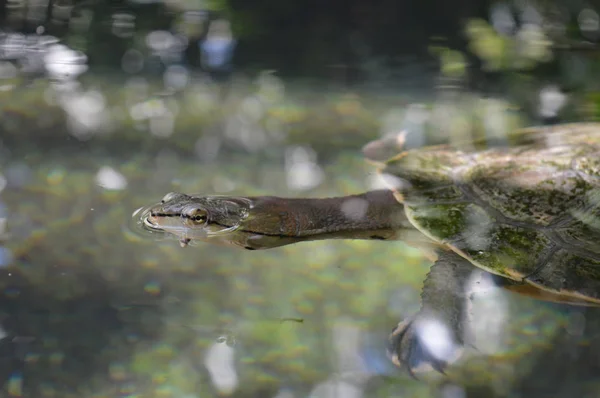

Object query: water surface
[0,77,597,398]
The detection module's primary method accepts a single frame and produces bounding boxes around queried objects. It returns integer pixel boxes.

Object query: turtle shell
[376,123,600,304]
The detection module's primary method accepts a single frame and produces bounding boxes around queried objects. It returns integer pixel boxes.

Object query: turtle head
[142,192,255,248]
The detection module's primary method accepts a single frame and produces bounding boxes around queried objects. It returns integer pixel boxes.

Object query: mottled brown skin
[143,122,600,376]
[145,190,417,250]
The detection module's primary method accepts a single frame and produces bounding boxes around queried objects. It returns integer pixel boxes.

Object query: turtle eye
[184,207,208,226]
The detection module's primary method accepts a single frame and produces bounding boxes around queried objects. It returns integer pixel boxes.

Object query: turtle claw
[387,315,460,377]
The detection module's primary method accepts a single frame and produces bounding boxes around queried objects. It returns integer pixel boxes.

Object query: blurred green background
[0,0,599,397]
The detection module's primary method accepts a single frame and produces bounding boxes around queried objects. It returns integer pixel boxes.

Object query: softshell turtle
[142,122,600,374]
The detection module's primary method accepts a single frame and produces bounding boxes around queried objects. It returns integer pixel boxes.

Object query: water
[1,74,599,398]
[1,7,600,392]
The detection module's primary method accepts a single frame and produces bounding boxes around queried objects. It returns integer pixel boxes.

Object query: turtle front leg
[388,250,475,377]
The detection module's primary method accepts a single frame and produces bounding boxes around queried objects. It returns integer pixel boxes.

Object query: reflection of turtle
[143,123,600,375]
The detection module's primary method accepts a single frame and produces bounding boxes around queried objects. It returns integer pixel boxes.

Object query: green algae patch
[406,203,470,241]
[462,226,551,277]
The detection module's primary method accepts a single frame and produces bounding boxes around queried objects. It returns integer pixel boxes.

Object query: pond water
[0,71,598,398]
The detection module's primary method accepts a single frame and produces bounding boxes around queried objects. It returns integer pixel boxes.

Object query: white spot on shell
[463,207,493,251]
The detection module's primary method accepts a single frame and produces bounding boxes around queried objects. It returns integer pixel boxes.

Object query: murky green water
[0,76,598,398]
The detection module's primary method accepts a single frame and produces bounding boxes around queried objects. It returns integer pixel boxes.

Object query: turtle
[141,122,600,375]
